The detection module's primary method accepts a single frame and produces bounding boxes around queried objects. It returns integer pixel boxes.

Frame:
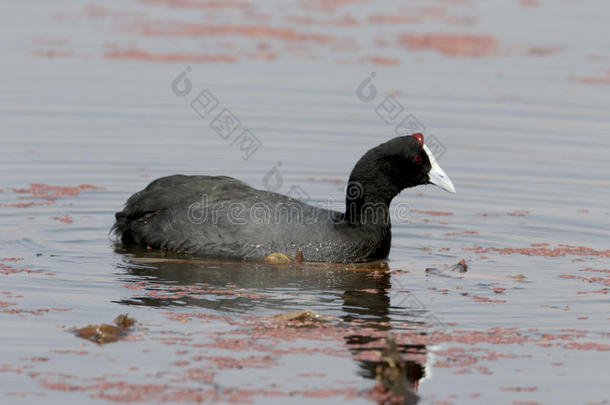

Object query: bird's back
[113,175,377,261]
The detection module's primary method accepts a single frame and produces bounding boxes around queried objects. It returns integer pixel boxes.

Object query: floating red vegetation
[51,215,73,224]
[140,0,250,9]
[579,268,610,274]
[472,295,506,304]
[570,70,610,85]
[507,210,530,216]
[1,308,71,317]
[300,0,367,11]
[415,210,454,216]
[50,349,88,355]
[444,230,479,236]
[501,386,537,392]
[164,311,230,323]
[34,36,69,47]
[434,347,529,372]
[285,14,358,26]
[0,261,42,275]
[519,0,539,7]
[32,50,74,58]
[298,372,326,377]
[360,56,400,66]
[83,4,109,18]
[398,33,499,57]
[105,49,238,63]
[476,210,531,217]
[463,244,610,258]
[125,280,263,301]
[526,46,562,56]
[0,201,51,208]
[9,183,104,201]
[201,355,278,369]
[134,22,335,42]
[369,14,419,24]
[0,301,17,308]
[559,274,610,287]
[577,288,608,295]
[562,342,609,351]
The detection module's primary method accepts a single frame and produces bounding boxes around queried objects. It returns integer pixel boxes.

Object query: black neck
[343,154,401,226]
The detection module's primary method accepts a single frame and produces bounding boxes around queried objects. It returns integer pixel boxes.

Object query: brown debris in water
[367,335,419,405]
[114,313,136,328]
[425,259,468,278]
[295,248,304,263]
[73,314,136,344]
[451,259,468,273]
[271,310,333,328]
[264,252,292,264]
[264,249,306,264]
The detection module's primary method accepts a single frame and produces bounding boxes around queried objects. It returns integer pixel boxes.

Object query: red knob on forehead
[412,133,424,147]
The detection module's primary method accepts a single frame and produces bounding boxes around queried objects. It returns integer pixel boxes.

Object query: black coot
[112,134,455,263]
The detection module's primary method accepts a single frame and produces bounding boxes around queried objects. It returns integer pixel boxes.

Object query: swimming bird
[112,134,455,263]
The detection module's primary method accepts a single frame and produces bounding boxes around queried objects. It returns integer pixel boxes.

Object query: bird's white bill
[423,144,456,193]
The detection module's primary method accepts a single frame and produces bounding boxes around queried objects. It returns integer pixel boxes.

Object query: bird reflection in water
[115,248,429,402]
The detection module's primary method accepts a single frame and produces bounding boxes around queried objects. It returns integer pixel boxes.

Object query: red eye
[414,155,422,162]
[412,133,424,147]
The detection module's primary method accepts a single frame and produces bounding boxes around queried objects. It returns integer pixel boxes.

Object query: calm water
[1,0,609,404]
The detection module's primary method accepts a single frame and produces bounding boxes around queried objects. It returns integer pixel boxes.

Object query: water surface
[1,0,609,404]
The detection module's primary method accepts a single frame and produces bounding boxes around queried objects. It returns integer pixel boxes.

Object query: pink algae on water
[501,386,537,392]
[105,48,238,63]
[463,244,610,258]
[300,0,368,11]
[139,0,251,9]
[519,0,539,7]
[9,183,104,201]
[414,210,454,216]
[368,14,419,24]
[134,22,335,43]
[51,215,73,224]
[398,33,499,57]
[507,210,530,216]
[359,56,401,66]
[569,70,610,85]
[0,258,42,276]
[32,50,74,58]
